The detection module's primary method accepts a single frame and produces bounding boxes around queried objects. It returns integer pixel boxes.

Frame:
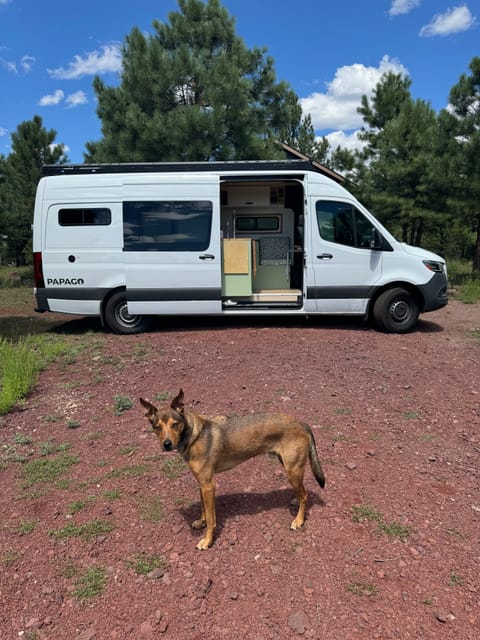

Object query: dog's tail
[302,423,325,489]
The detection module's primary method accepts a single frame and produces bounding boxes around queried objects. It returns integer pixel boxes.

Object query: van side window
[59,208,111,226]
[316,201,376,249]
[123,201,212,251]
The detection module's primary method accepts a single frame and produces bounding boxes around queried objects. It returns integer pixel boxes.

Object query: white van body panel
[33,161,448,333]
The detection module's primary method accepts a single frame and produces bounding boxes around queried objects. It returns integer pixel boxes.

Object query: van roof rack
[41,159,321,177]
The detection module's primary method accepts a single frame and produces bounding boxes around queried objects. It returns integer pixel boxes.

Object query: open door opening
[220,178,305,309]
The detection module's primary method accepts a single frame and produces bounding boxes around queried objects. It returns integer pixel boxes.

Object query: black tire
[373,287,419,333]
[104,291,151,334]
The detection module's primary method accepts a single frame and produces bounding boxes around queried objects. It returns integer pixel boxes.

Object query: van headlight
[422,260,444,273]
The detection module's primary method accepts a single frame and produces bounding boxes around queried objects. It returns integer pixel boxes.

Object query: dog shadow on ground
[177,488,325,542]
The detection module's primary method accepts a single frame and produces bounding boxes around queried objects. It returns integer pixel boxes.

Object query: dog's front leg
[196,480,216,550]
[192,488,207,530]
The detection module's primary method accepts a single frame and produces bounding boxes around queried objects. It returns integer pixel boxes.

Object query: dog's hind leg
[284,463,308,530]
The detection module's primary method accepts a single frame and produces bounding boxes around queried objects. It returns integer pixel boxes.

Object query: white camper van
[33,160,448,334]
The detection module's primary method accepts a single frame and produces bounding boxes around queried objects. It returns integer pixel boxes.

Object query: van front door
[307,199,383,314]
[123,186,221,315]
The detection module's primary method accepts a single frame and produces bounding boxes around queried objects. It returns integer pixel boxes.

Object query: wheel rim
[389,298,411,324]
[115,301,142,328]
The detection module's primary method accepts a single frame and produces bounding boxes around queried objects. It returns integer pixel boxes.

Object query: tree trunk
[473,213,480,276]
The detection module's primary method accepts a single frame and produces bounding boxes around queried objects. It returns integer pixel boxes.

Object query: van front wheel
[373,287,419,333]
[104,292,151,334]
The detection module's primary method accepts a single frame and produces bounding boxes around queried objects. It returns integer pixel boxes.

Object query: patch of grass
[126,552,167,575]
[85,431,103,441]
[105,464,150,479]
[334,407,352,415]
[346,580,378,597]
[402,411,419,420]
[119,444,138,455]
[113,395,134,416]
[351,502,412,541]
[448,570,463,587]
[103,488,121,500]
[136,495,164,523]
[14,519,36,535]
[21,453,79,488]
[162,456,188,479]
[72,566,107,602]
[67,497,95,515]
[351,503,383,523]
[0,549,20,566]
[49,518,114,541]
[0,334,73,414]
[155,391,170,402]
[457,277,480,304]
[377,520,412,541]
[66,419,81,429]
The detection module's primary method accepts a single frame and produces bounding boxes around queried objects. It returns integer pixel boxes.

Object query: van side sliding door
[123,178,222,315]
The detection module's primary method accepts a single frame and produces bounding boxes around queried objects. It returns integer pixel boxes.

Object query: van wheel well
[102,289,151,334]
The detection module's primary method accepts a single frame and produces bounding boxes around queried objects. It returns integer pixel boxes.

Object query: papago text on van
[33,159,448,334]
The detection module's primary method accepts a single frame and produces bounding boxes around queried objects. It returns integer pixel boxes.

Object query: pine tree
[0,116,67,265]
[448,57,480,275]
[85,0,312,162]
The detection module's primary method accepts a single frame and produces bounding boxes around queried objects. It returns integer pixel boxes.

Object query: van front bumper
[419,272,448,312]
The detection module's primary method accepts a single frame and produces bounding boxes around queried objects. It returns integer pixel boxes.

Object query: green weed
[72,566,107,602]
[21,453,79,487]
[346,580,378,597]
[351,503,412,541]
[449,570,463,587]
[162,456,188,479]
[113,395,134,415]
[136,495,164,523]
[126,552,167,575]
[15,519,36,535]
[49,518,114,541]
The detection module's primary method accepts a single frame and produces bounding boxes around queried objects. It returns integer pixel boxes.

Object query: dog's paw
[192,518,207,530]
[196,536,213,550]
[290,518,305,531]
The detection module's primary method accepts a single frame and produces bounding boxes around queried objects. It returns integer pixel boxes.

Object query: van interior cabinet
[222,238,253,296]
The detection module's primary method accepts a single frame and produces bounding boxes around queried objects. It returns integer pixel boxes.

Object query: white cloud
[48,44,122,79]
[38,89,64,106]
[1,53,35,74]
[20,55,35,73]
[324,130,365,155]
[420,5,476,37]
[66,90,88,108]
[300,55,409,131]
[0,126,8,136]
[389,0,421,17]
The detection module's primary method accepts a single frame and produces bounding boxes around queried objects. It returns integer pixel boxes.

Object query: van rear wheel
[104,291,151,334]
[373,287,419,333]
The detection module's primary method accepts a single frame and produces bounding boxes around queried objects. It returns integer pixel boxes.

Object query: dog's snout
[163,439,173,451]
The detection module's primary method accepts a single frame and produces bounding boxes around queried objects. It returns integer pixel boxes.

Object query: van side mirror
[370,228,383,250]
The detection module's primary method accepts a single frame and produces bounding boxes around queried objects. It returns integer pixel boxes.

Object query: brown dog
[140,390,325,549]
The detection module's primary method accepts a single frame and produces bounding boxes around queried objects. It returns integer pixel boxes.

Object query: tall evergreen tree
[354,72,446,248]
[85,0,313,162]
[0,116,67,265]
[448,57,480,275]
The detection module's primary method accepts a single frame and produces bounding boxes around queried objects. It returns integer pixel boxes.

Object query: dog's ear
[140,397,157,419]
[170,389,185,414]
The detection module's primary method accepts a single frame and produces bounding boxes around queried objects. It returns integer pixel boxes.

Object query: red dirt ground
[0,300,479,639]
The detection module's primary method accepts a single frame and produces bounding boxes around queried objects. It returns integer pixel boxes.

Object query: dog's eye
[171,422,180,430]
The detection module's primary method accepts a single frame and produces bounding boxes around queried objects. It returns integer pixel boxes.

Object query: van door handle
[317,253,333,260]
[199,254,215,261]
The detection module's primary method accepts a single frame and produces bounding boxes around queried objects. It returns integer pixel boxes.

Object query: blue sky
[0,0,478,162]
